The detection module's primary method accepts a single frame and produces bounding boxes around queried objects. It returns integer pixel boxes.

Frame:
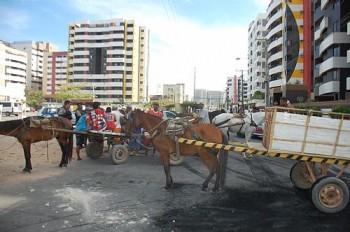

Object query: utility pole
[193,67,196,102]
[241,70,244,107]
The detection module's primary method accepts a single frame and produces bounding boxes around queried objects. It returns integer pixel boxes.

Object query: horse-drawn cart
[41,126,129,165]
[178,107,350,214]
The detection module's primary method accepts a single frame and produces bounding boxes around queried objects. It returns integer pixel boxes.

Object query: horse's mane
[134,109,162,121]
[0,117,30,128]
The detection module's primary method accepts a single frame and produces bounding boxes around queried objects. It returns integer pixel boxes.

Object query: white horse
[212,112,265,143]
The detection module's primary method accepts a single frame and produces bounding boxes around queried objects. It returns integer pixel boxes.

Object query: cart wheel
[290,162,317,189]
[110,145,128,165]
[311,176,349,214]
[86,141,103,159]
[169,153,184,166]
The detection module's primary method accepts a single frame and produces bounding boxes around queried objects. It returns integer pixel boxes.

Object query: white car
[162,110,177,120]
[37,107,76,124]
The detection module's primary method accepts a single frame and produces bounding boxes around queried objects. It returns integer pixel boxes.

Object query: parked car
[162,110,177,120]
[252,122,264,139]
[0,101,22,116]
[37,107,76,124]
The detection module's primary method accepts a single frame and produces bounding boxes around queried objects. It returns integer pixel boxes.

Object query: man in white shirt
[193,102,210,124]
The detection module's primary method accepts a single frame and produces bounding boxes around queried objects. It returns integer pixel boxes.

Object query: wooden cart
[177,107,350,214]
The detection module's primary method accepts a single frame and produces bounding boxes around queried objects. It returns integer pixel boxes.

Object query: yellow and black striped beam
[177,138,350,165]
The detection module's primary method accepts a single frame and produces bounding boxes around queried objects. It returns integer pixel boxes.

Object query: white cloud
[252,0,271,12]
[0,7,29,30]
[68,0,249,97]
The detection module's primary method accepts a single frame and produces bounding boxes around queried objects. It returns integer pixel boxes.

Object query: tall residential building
[207,90,224,110]
[0,41,27,101]
[68,18,148,104]
[194,89,207,105]
[11,41,58,91]
[313,0,350,100]
[248,13,268,105]
[265,0,311,103]
[163,83,185,104]
[44,52,68,96]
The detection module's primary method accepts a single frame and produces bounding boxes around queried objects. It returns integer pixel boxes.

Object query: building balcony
[73,58,89,63]
[266,9,282,30]
[268,51,283,64]
[269,79,283,88]
[74,33,124,41]
[348,50,350,63]
[72,50,89,56]
[266,0,282,17]
[106,66,125,71]
[266,24,283,40]
[314,17,328,41]
[267,37,282,52]
[348,21,350,35]
[74,41,124,48]
[318,81,339,95]
[319,57,350,76]
[321,0,330,10]
[107,50,125,55]
[269,65,283,75]
[107,58,125,63]
[319,32,348,55]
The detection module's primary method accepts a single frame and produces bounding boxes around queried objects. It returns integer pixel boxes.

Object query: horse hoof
[22,168,31,173]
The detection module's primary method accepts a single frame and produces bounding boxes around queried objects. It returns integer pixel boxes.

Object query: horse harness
[142,118,218,157]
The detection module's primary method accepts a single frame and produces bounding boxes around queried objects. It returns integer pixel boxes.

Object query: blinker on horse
[125,109,228,191]
[0,117,74,172]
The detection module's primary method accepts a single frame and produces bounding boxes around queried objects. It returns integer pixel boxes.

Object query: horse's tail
[219,130,228,187]
[67,132,73,162]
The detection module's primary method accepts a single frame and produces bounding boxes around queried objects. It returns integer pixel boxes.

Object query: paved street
[1,134,350,232]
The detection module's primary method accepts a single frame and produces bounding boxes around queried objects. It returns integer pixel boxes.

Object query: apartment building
[0,41,27,101]
[247,13,268,106]
[194,89,207,105]
[44,52,68,96]
[207,90,224,110]
[11,41,58,91]
[313,0,350,100]
[68,18,148,104]
[163,83,185,104]
[265,0,310,103]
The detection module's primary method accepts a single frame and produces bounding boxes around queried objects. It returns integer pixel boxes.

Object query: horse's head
[124,109,144,136]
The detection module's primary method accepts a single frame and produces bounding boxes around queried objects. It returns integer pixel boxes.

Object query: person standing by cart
[58,100,73,121]
[104,106,117,152]
[75,109,88,160]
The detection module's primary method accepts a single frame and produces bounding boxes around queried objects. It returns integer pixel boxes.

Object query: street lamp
[235,57,247,108]
[92,84,95,102]
[256,37,270,107]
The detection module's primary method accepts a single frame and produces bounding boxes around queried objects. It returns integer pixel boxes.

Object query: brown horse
[0,116,73,172]
[125,110,228,191]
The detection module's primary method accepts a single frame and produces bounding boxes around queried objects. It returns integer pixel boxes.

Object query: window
[333,46,340,56]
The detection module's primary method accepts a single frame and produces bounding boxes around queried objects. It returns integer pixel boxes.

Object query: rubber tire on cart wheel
[311,176,349,214]
[5,112,10,116]
[169,153,184,166]
[110,145,128,165]
[86,141,103,159]
[290,162,317,189]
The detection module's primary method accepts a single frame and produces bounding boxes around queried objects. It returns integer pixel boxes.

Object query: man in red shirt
[148,102,163,118]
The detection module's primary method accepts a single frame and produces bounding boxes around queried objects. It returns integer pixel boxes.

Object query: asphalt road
[1,135,350,232]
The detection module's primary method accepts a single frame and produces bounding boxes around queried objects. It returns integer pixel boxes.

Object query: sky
[0,0,270,98]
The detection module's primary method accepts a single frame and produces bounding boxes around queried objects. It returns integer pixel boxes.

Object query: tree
[55,83,92,101]
[24,88,44,110]
[252,91,264,100]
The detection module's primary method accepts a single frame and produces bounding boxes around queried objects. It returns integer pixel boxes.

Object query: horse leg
[159,152,173,189]
[200,152,218,191]
[22,142,32,172]
[58,142,67,168]
[243,126,255,159]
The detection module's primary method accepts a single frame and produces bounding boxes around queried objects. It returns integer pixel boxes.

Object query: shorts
[76,134,85,146]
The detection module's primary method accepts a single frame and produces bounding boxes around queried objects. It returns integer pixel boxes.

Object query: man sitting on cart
[86,102,106,131]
